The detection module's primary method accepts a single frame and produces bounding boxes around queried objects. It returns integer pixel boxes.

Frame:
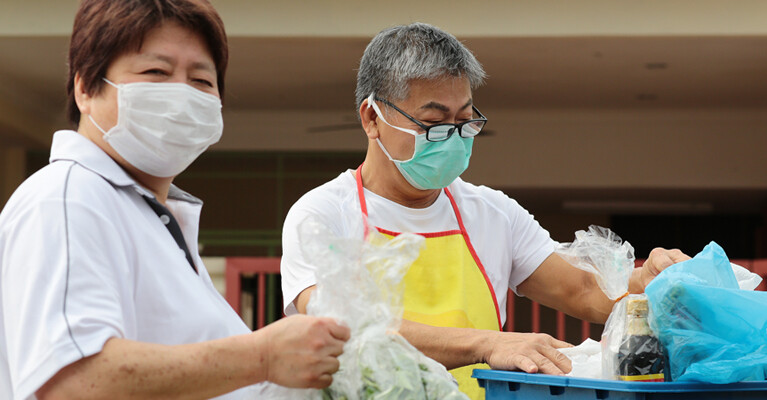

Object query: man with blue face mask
[280,22,690,400]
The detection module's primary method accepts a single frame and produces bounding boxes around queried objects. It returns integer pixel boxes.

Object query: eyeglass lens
[427,120,486,141]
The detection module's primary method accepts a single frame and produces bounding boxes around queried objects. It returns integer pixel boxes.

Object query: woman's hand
[260,314,350,388]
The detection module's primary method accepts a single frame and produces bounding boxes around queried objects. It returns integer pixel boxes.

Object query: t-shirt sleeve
[505,199,557,295]
[280,192,351,316]
[1,198,129,399]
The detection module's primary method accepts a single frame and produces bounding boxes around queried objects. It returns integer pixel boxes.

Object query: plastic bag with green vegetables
[263,216,468,400]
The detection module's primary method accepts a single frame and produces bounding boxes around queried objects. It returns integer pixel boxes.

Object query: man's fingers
[550,338,574,349]
[667,248,691,263]
[540,345,573,374]
[508,348,570,376]
[535,355,567,376]
[510,354,539,373]
[513,348,569,376]
[647,248,691,274]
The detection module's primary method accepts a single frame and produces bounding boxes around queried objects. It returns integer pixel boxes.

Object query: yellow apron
[356,166,502,400]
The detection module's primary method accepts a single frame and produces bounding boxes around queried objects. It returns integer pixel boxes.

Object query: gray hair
[355,22,486,110]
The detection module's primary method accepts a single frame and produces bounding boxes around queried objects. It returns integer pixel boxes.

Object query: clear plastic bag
[557,225,665,380]
[645,241,767,383]
[265,216,468,400]
[606,294,666,381]
[556,225,634,301]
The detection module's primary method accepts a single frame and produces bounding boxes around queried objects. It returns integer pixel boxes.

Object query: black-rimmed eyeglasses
[374,96,488,142]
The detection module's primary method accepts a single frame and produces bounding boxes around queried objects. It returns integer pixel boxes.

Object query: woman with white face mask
[0,1,349,399]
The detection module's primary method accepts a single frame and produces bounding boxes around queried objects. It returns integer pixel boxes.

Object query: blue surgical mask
[368,94,473,190]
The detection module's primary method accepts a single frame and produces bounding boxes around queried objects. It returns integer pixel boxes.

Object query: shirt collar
[49,130,202,205]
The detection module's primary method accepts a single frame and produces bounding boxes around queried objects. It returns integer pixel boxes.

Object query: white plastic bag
[267,216,468,400]
[731,263,763,290]
[558,338,602,379]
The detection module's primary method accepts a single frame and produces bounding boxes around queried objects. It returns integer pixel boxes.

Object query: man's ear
[359,98,380,140]
[73,72,92,116]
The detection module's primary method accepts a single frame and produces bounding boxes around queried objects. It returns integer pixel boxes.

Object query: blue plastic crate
[473,369,767,399]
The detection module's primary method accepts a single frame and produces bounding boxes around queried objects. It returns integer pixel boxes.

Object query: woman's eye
[193,78,214,87]
[145,69,165,75]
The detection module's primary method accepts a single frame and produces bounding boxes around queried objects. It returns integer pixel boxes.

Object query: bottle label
[618,373,665,382]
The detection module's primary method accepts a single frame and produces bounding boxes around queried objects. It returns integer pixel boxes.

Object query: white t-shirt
[0,131,256,400]
[281,170,557,322]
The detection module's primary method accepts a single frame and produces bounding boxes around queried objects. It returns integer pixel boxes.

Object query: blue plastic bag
[645,242,767,383]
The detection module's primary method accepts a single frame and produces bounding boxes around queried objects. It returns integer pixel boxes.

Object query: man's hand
[633,247,691,292]
[260,314,350,389]
[483,331,573,375]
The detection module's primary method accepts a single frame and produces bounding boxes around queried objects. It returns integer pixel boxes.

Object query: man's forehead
[404,77,473,109]
[416,99,473,112]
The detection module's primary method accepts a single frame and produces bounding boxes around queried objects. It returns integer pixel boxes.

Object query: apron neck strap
[355,164,464,237]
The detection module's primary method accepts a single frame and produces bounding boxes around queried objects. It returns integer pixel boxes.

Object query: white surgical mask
[89,78,223,177]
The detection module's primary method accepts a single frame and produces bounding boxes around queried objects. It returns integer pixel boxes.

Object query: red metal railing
[225,257,767,336]
[225,257,282,329]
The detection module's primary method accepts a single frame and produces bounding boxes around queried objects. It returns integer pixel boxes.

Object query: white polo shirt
[0,130,256,400]
[281,170,557,321]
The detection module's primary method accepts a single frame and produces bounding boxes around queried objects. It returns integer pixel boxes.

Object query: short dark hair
[66,0,228,127]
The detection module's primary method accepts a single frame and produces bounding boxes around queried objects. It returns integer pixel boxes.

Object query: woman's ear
[73,72,92,116]
[359,98,381,140]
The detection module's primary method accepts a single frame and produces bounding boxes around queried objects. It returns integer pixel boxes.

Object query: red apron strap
[445,187,503,331]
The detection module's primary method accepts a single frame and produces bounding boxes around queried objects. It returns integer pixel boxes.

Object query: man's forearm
[398,319,492,370]
[398,319,574,375]
[517,254,616,325]
[37,334,266,400]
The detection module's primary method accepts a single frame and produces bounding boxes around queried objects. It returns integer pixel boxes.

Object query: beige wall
[218,108,767,190]
[4,1,767,37]
[465,108,767,190]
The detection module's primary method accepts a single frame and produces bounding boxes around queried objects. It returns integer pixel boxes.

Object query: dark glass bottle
[616,298,666,382]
